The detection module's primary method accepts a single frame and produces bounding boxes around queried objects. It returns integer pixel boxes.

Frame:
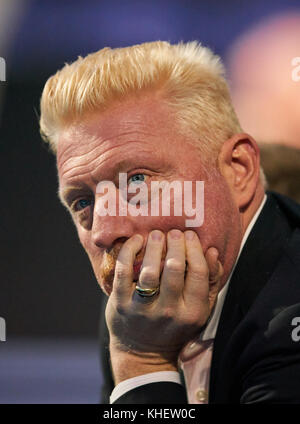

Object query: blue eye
[75,198,92,211]
[128,174,146,184]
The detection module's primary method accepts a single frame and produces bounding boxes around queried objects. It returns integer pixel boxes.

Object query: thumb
[205,247,223,283]
[205,247,224,311]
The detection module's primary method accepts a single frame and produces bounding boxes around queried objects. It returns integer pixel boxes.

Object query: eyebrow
[59,160,135,204]
[109,157,151,175]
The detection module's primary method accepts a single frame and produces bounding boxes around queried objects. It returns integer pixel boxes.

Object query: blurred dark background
[1,0,299,404]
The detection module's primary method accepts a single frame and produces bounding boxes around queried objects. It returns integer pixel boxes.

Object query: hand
[105,229,223,383]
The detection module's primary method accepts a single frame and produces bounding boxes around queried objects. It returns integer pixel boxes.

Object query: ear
[217,134,261,210]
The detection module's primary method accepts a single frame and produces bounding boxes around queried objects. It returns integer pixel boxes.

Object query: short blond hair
[40,41,243,161]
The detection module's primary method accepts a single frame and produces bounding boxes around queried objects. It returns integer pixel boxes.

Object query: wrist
[109,341,179,385]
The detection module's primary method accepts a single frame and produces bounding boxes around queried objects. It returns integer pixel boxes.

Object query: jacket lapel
[209,192,293,402]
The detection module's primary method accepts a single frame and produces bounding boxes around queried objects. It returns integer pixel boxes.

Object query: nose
[91,212,135,250]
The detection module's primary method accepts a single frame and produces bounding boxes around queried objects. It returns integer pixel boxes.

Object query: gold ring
[135,285,160,297]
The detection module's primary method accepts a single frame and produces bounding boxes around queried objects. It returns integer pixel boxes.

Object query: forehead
[58,95,174,157]
[56,94,202,187]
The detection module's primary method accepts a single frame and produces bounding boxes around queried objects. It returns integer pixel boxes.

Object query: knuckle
[114,266,129,281]
[115,303,127,316]
[165,258,185,273]
[110,296,128,316]
[162,307,174,320]
[189,263,208,277]
[139,268,159,285]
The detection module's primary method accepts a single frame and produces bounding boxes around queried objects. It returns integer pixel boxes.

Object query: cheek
[141,181,204,230]
[199,182,238,255]
[164,216,188,232]
[77,227,96,258]
[139,214,189,233]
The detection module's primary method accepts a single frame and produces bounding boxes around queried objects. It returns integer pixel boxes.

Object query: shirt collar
[201,194,267,341]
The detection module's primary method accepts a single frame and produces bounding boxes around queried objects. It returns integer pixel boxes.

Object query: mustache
[100,244,144,282]
[100,245,121,285]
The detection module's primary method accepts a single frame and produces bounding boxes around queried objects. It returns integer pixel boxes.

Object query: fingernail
[151,230,163,241]
[169,229,182,239]
[185,231,195,240]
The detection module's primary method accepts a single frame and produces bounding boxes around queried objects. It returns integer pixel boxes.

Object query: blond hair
[40,41,243,162]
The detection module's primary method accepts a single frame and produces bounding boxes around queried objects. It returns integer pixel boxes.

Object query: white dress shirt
[110,195,267,403]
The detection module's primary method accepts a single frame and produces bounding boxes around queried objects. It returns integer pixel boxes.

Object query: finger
[205,247,222,283]
[138,230,165,290]
[113,234,144,299]
[204,247,224,311]
[159,229,186,301]
[184,230,209,304]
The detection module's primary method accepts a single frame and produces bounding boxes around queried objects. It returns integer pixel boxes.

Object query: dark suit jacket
[99,191,300,404]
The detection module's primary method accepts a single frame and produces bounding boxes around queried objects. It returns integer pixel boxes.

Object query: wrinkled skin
[57,94,264,382]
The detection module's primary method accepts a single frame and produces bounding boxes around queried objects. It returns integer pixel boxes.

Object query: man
[40,41,300,404]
